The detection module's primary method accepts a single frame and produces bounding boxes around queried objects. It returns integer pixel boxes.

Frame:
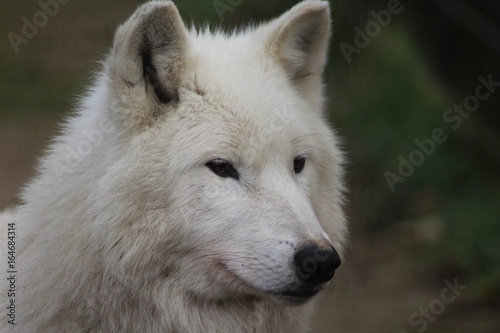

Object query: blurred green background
[0,0,499,332]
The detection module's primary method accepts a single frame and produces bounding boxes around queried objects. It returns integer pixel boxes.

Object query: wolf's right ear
[264,1,331,104]
[266,1,330,80]
[107,1,188,127]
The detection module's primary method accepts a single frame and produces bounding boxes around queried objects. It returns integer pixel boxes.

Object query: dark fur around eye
[294,157,306,174]
[206,159,239,180]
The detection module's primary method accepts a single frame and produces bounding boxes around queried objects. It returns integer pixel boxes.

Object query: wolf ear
[108,1,188,126]
[266,1,331,90]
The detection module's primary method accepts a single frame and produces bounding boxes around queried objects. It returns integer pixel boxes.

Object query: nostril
[294,244,341,286]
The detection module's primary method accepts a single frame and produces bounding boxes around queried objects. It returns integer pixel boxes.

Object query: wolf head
[96,0,347,306]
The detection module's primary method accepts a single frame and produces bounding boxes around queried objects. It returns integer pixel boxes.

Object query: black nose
[294,244,341,286]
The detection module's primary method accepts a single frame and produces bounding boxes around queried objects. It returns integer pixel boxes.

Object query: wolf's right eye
[205,159,239,180]
[294,156,306,174]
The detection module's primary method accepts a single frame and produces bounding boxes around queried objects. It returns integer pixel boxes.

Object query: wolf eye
[206,159,239,180]
[293,157,306,174]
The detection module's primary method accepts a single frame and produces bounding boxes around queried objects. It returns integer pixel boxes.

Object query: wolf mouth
[217,260,321,303]
[274,288,320,303]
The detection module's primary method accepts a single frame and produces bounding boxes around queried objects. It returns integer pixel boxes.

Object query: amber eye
[206,159,239,180]
[293,157,306,174]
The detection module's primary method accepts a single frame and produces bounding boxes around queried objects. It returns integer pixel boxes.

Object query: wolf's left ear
[266,1,331,92]
[107,1,188,127]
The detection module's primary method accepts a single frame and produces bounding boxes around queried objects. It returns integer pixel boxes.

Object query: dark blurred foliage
[330,0,500,298]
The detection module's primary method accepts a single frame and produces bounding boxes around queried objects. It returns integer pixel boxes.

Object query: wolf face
[96,0,347,306]
[2,1,348,332]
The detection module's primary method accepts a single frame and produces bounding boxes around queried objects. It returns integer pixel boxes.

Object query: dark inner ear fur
[140,35,177,104]
[296,22,321,54]
[292,29,320,80]
[268,2,331,86]
[290,20,323,79]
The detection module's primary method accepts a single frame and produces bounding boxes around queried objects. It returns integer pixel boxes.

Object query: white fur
[0,1,347,332]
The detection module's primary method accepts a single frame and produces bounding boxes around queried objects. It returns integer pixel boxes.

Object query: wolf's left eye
[293,157,306,174]
[206,159,239,180]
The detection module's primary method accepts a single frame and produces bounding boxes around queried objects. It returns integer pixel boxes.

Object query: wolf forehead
[173,62,318,156]
[177,34,313,116]
[156,87,315,167]
[142,37,322,156]
[108,0,330,124]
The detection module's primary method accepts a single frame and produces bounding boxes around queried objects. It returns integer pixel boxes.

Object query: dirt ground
[0,121,499,333]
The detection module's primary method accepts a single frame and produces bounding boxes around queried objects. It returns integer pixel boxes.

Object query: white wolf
[0,1,347,332]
